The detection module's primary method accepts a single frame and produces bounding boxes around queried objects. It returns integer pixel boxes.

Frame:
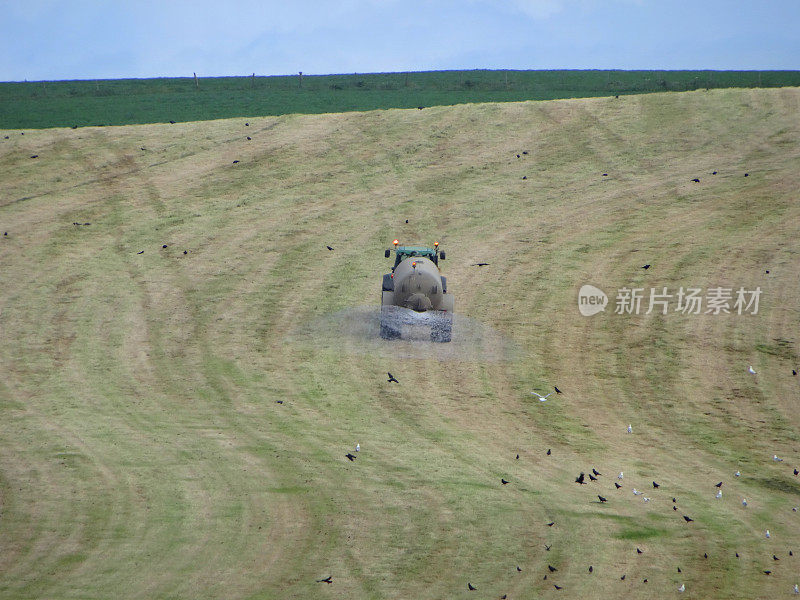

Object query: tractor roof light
[393,239,399,247]
[434,241,439,247]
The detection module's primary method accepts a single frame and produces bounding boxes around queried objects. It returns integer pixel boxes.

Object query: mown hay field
[1,87,799,599]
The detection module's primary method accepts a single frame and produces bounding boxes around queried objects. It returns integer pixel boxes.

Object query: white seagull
[735,470,741,477]
[748,365,756,374]
[742,498,747,507]
[643,497,650,502]
[678,583,685,592]
[627,424,632,434]
[531,391,553,402]
[793,583,798,594]
[618,472,624,480]
[774,455,784,462]
[355,443,360,452]
[633,488,642,496]
[766,530,771,539]
[716,490,722,499]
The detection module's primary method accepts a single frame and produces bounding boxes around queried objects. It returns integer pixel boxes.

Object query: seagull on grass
[531,391,552,402]
[749,365,757,374]
[627,424,632,434]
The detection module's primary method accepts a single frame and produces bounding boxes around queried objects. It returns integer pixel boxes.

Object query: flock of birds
[319,374,800,594]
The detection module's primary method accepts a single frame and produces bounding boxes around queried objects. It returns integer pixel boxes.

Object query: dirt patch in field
[291,306,518,362]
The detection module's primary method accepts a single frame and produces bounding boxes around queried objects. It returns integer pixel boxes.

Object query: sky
[1,0,798,81]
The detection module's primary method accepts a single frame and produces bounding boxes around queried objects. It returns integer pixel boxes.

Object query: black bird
[501,596,507,599]
[245,122,249,126]
[516,566,522,572]
[547,522,555,527]
[602,173,608,176]
[642,264,651,269]
[683,515,693,522]
[326,246,333,251]
[317,576,332,583]
[763,570,771,575]
[501,479,509,485]
[735,553,739,558]
[162,244,168,249]
[620,574,626,581]
[678,567,682,572]
[473,263,490,266]
[545,544,551,551]
[405,219,408,223]
[232,160,240,163]
[516,154,520,158]
[183,250,187,255]
[387,372,399,383]
[790,550,794,556]
[744,173,749,177]
[246,136,251,140]
[794,468,798,476]
[652,481,660,488]
[615,482,622,489]
[548,565,557,572]
[712,171,717,175]
[276,400,283,404]
[793,369,797,376]
[715,481,723,487]
[691,178,700,183]
[598,495,607,503]
[773,555,779,561]
[72,125,78,129]
[703,553,708,559]
[576,472,586,485]
[522,176,527,180]
[345,453,356,461]
[30,155,38,159]
[555,386,563,394]
[137,250,144,254]
[592,468,601,476]
[643,579,648,583]
[588,473,597,481]
[637,548,643,554]
[516,454,519,460]
[554,584,563,590]
[673,506,677,510]
[468,582,477,591]
[140,147,146,151]
[589,566,593,573]
[547,449,551,455]
[417,106,424,110]
[673,497,677,503]
[522,151,528,155]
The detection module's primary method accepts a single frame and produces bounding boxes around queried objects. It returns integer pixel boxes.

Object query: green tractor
[380,240,454,342]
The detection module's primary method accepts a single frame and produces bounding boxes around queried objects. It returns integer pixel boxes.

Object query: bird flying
[531,391,553,402]
[387,372,399,383]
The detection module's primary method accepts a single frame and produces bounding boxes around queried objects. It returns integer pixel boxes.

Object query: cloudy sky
[2,0,798,81]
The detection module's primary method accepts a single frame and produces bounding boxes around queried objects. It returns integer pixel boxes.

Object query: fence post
[299,71,303,88]
[194,72,199,89]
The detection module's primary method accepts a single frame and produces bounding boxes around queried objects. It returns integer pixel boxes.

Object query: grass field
[1,87,800,599]
[2,69,800,129]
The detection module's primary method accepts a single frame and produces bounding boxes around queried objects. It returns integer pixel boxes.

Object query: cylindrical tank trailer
[380,240,454,342]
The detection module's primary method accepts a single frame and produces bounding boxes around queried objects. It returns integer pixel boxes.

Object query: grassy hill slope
[1,88,799,599]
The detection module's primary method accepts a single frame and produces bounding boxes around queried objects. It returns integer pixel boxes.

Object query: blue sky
[2,1,798,81]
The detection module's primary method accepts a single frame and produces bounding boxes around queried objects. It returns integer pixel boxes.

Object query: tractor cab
[385,241,445,271]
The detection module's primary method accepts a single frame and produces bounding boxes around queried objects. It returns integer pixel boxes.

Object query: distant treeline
[1,69,799,129]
